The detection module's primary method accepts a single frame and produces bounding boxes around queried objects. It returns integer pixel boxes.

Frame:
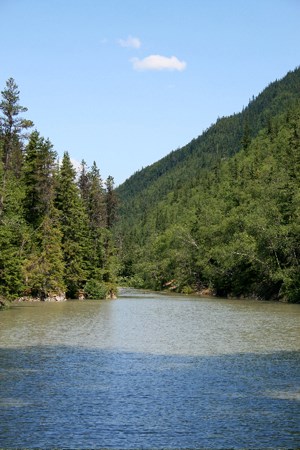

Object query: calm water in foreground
[0,288,299,449]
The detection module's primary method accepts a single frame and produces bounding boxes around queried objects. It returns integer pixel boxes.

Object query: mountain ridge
[117,66,300,207]
[115,66,300,302]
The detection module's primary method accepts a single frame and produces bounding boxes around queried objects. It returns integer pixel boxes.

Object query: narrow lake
[0,288,299,449]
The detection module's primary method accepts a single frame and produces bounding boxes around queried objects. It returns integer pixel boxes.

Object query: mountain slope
[117,67,300,211]
[115,67,300,302]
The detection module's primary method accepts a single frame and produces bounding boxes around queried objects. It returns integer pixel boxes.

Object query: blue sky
[1,0,299,186]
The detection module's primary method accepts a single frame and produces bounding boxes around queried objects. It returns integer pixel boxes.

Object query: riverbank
[13,294,66,303]
[1,288,117,308]
[0,297,10,309]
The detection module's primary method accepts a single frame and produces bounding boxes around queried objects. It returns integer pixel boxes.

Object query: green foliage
[23,131,58,227]
[0,172,29,298]
[79,161,107,280]
[23,210,66,299]
[105,175,118,228]
[0,218,28,298]
[0,77,33,176]
[1,69,300,304]
[83,279,108,299]
[116,67,300,303]
[0,79,119,301]
[55,152,92,297]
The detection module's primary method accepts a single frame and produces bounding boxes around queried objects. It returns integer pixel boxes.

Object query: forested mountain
[1,68,299,305]
[0,78,118,304]
[115,67,300,302]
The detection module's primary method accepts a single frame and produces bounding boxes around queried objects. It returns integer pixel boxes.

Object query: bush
[84,279,108,299]
[0,297,10,310]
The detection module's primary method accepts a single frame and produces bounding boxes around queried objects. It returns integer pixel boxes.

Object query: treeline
[117,68,300,209]
[0,78,118,302]
[116,67,300,303]
[1,69,300,304]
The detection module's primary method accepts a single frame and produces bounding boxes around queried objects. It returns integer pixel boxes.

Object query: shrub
[84,279,108,299]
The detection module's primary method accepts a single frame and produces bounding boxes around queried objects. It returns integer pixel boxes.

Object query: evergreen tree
[86,162,107,279]
[0,81,31,297]
[21,131,65,299]
[115,68,300,302]
[0,78,33,209]
[56,152,91,297]
[0,78,121,302]
[23,207,65,299]
[78,160,90,205]
[241,116,251,151]
[0,167,28,298]
[89,162,107,229]
[23,131,58,227]
[106,175,117,228]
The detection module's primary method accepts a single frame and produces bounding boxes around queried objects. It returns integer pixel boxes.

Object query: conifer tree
[0,163,28,297]
[0,78,33,210]
[0,84,30,297]
[241,116,251,151]
[89,162,107,229]
[21,131,65,299]
[78,160,90,205]
[56,152,91,297]
[78,162,117,291]
[86,162,107,279]
[105,175,117,228]
[23,207,66,299]
[23,131,58,228]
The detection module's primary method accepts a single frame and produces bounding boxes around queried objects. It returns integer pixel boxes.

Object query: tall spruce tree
[87,162,107,279]
[0,78,33,209]
[88,162,107,229]
[56,152,91,297]
[78,160,90,206]
[78,162,118,292]
[23,131,58,227]
[22,131,65,299]
[23,206,66,299]
[0,79,32,297]
[105,175,117,229]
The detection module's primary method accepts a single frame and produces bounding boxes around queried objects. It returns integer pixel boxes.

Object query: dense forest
[116,67,300,303]
[1,68,300,306]
[0,78,118,305]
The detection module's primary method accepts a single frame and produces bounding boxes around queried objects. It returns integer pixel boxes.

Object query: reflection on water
[1,288,299,356]
[0,289,299,448]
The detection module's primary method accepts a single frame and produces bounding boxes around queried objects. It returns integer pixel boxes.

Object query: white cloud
[118,35,141,49]
[131,55,187,71]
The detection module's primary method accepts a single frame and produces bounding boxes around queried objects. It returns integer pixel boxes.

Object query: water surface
[0,289,299,448]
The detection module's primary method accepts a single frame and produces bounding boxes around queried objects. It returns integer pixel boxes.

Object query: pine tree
[21,131,65,299]
[0,78,33,294]
[87,162,107,279]
[241,116,251,151]
[56,152,91,297]
[0,78,33,211]
[89,162,107,229]
[23,207,66,299]
[78,160,90,205]
[105,175,118,228]
[23,131,58,228]
[0,165,28,298]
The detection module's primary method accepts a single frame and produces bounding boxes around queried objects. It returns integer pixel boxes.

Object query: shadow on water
[0,346,299,449]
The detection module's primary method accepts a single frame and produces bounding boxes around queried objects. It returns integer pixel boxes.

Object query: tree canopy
[0,79,118,301]
[1,68,300,304]
[115,67,300,303]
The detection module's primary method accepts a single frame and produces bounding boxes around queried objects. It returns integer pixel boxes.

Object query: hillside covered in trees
[0,78,118,303]
[116,67,300,303]
[1,68,300,305]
